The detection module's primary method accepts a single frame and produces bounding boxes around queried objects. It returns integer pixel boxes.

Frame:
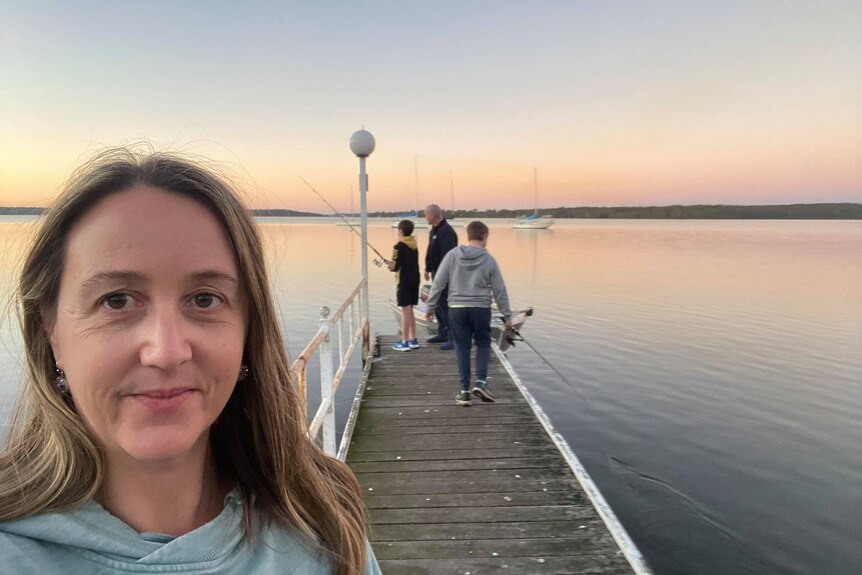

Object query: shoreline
[2,202,859,219]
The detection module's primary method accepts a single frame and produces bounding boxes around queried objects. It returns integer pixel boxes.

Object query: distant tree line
[3,203,859,219]
[250,208,321,217]
[374,203,862,219]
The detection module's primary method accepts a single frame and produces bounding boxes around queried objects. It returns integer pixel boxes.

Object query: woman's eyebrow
[190,271,239,285]
[80,270,145,291]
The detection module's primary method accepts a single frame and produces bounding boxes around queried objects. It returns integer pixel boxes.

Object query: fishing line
[509,326,589,404]
[297,176,390,266]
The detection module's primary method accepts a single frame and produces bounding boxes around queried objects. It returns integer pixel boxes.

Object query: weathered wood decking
[345,335,647,575]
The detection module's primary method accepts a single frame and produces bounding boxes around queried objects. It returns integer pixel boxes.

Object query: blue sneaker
[471,380,495,402]
[408,338,420,349]
[440,340,454,350]
[455,391,471,406]
[392,341,411,352]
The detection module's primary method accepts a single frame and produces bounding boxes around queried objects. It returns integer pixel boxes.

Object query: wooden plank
[346,445,561,462]
[369,505,598,525]
[370,518,603,540]
[366,376,511,384]
[355,414,538,427]
[358,398,532,410]
[355,466,574,483]
[355,412,536,424]
[349,436,554,453]
[364,490,587,510]
[365,373,511,383]
[355,426,542,436]
[355,400,523,410]
[366,362,511,372]
[350,439,560,454]
[351,455,566,473]
[373,537,625,560]
[357,477,579,496]
[376,555,632,575]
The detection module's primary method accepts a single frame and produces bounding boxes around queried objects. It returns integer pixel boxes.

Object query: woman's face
[48,186,248,465]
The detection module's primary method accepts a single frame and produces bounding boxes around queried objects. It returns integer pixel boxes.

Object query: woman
[0,148,381,574]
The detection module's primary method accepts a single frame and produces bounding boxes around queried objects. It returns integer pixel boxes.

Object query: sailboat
[392,155,429,229]
[390,210,428,229]
[512,167,553,229]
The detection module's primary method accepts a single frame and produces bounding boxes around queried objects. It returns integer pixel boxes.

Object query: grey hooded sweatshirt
[425,245,513,319]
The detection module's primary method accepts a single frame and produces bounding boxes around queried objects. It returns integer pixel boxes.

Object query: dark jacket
[388,236,420,286]
[424,219,458,275]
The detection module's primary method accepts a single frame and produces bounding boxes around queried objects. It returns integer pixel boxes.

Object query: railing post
[297,364,307,406]
[319,305,336,455]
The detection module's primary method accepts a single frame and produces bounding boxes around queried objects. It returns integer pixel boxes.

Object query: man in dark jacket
[424,204,458,347]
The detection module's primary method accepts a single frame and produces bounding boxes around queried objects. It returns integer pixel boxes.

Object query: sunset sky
[1,1,860,213]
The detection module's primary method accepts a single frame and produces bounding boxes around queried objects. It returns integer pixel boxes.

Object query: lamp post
[349,129,375,349]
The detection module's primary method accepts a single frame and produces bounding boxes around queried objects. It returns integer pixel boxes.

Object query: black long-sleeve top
[424,219,458,275]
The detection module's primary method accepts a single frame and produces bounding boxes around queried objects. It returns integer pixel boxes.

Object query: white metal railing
[290,277,371,456]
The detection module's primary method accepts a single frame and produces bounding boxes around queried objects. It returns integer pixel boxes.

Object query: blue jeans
[434,286,451,339]
[448,307,491,392]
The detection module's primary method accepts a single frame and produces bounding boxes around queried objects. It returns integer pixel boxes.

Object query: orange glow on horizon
[2,142,860,212]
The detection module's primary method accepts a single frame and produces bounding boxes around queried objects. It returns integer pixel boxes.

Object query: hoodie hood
[454,245,489,270]
[398,236,418,250]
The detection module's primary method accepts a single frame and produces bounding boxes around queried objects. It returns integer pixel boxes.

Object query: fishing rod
[506,324,589,404]
[297,176,390,266]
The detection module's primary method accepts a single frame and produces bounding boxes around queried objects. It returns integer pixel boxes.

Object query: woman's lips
[129,388,197,411]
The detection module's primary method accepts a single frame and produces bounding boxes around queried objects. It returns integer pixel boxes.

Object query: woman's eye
[103,294,131,310]
[193,293,222,309]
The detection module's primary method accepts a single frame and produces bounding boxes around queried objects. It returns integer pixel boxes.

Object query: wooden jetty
[343,335,651,575]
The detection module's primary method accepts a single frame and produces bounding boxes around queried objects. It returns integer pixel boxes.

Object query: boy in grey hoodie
[425,220,513,406]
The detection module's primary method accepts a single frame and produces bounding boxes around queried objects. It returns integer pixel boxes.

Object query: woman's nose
[139,306,193,370]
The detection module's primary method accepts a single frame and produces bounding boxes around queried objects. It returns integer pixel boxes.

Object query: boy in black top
[388,219,421,351]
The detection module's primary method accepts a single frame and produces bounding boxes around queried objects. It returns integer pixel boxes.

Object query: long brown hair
[0,147,367,574]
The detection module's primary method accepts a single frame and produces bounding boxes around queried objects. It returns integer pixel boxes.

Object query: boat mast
[449,169,455,213]
[414,155,420,216]
[533,166,538,216]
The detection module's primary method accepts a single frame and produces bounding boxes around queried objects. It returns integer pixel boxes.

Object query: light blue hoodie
[0,491,382,574]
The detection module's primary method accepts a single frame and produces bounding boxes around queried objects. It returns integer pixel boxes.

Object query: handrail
[289,278,370,456]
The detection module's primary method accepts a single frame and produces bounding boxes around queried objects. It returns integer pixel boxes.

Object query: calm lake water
[1,217,860,574]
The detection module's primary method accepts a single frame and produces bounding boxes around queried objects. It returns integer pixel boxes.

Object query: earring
[55,368,68,394]
[237,364,250,382]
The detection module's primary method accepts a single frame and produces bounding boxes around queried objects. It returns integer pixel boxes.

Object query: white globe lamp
[350,130,376,157]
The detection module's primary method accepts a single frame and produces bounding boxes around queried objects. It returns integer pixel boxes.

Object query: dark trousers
[434,286,451,339]
[449,307,491,392]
